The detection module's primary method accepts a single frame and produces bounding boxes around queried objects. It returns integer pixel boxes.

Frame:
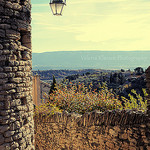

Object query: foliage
[134,67,144,75]
[121,89,147,112]
[34,102,61,118]
[46,82,122,114]
[35,82,148,117]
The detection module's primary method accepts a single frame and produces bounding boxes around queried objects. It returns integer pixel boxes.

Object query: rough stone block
[0,55,6,61]
[7,73,15,78]
[12,67,18,72]
[4,8,13,16]
[0,44,3,49]
[20,142,26,150]
[0,101,4,109]
[0,24,11,29]
[4,130,15,138]
[11,141,19,149]
[0,134,4,145]
[0,110,9,116]
[2,50,11,55]
[0,73,7,78]
[4,67,12,72]
[0,78,8,84]
[5,1,13,9]
[0,67,3,72]
[13,132,22,140]
[0,29,5,37]
[11,77,22,84]
[12,3,22,11]
[15,71,24,77]
[6,30,20,40]
[22,51,31,60]
[10,42,18,50]
[15,99,21,106]
[0,6,4,12]
[0,125,9,133]
[3,83,16,90]
[4,137,13,143]
[0,143,10,150]
[10,121,20,131]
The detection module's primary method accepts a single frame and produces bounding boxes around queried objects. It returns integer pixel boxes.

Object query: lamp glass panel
[50,3,56,15]
[56,3,64,15]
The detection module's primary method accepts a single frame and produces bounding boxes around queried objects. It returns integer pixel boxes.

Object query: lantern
[49,0,66,16]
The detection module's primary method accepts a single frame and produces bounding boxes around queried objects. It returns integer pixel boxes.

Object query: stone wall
[34,110,150,150]
[0,0,34,149]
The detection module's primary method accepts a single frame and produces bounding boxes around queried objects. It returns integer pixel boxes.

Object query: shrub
[45,82,122,114]
[121,89,147,112]
[34,101,61,118]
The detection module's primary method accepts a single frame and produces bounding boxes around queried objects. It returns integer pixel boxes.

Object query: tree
[121,69,125,72]
[49,75,57,95]
[134,67,144,75]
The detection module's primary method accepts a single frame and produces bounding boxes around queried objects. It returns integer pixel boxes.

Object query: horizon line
[33,50,150,54]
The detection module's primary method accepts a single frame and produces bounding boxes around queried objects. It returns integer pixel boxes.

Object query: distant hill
[32,69,115,82]
[32,51,150,70]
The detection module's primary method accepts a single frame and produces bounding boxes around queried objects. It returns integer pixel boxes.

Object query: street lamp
[49,0,66,16]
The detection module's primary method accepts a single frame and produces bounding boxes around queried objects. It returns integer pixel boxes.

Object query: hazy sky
[31,0,150,53]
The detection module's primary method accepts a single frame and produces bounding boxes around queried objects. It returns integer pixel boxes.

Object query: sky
[31,0,150,53]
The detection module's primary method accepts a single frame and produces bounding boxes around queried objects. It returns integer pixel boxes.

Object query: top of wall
[35,109,149,128]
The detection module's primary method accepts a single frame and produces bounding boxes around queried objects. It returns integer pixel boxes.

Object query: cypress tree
[49,75,57,95]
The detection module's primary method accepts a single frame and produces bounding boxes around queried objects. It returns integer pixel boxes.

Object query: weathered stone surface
[0,101,4,108]
[0,73,7,78]
[4,67,12,72]
[11,77,22,83]
[11,141,19,149]
[0,67,3,72]
[0,55,6,61]
[0,24,11,29]
[3,83,16,90]
[0,29,5,37]
[13,133,22,140]
[0,2,33,149]
[4,137,13,143]
[0,134,4,145]
[109,128,118,137]
[0,79,8,84]
[5,1,13,9]
[10,42,18,50]
[0,143,10,150]
[6,30,20,40]
[22,51,31,60]
[10,121,20,131]
[12,3,22,11]
[34,108,150,150]
[0,44,3,49]
[0,126,9,133]
[4,131,15,138]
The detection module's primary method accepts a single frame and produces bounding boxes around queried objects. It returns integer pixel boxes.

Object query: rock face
[0,0,34,149]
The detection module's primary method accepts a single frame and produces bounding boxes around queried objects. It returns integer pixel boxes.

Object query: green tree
[134,67,144,75]
[49,75,57,95]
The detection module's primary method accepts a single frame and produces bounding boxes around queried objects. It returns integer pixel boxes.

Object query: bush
[45,82,122,114]
[34,102,61,118]
[121,89,147,112]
